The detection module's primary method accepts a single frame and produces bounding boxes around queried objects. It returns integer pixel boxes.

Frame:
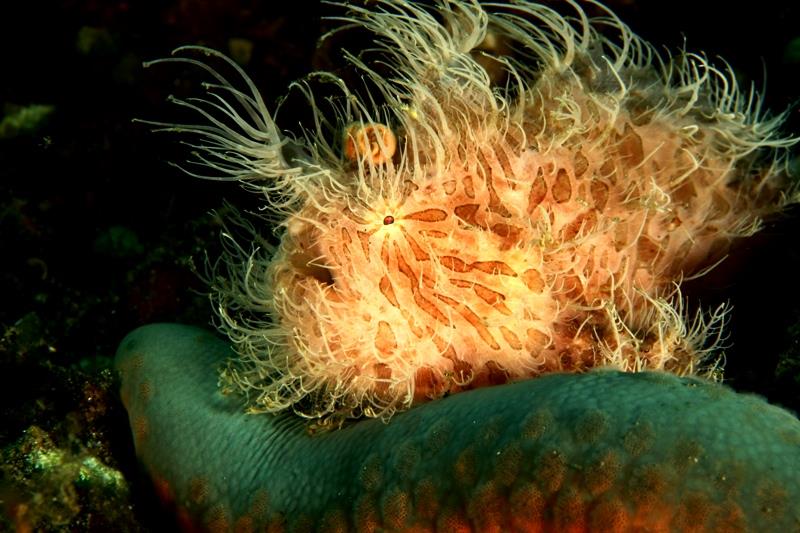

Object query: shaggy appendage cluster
[148,1,796,421]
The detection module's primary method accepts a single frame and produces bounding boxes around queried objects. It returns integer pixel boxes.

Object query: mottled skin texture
[175,0,796,421]
[117,324,800,531]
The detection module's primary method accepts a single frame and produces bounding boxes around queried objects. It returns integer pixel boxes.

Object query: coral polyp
[147,0,796,421]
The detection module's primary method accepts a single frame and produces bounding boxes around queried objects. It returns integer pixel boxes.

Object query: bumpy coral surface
[150,0,795,420]
[116,324,800,531]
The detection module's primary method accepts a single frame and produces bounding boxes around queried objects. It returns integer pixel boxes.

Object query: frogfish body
[118,1,800,530]
[152,0,794,421]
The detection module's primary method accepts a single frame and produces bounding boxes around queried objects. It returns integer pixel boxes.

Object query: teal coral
[117,323,800,531]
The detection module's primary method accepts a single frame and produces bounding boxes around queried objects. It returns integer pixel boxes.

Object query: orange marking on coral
[554,490,588,530]
[233,516,254,533]
[359,455,384,491]
[471,260,516,276]
[436,293,501,350]
[205,503,230,533]
[403,208,448,222]
[552,168,572,203]
[493,442,523,485]
[127,352,145,372]
[354,495,380,533]
[249,490,270,520]
[443,179,457,195]
[436,509,471,533]
[189,476,210,506]
[321,509,349,532]
[119,385,130,407]
[381,488,411,530]
[537,450,567,494]
[471,482,508,533]
[584,450,621,496]
[152,474,175,505]
[509,482,546,529]
[138,380,152,402]
[589,500,628,532]
[453,446,478,486]
[133,414,149,444]
[177,508,195,532]
[413,478,439,521]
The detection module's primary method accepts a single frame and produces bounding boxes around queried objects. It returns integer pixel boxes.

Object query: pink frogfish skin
[118,1,800,530]
[151,0,795,422]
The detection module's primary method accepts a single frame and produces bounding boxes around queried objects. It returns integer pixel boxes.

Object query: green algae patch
[0,104,54,139]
